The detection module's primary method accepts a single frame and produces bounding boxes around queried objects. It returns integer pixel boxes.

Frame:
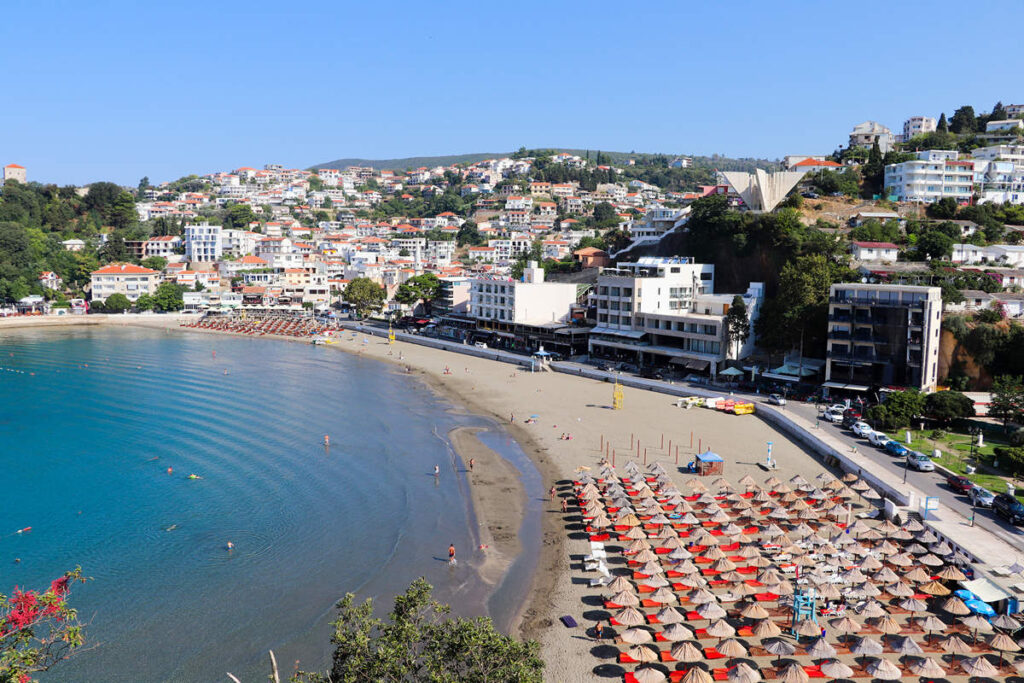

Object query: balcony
[829,314,852,323]
[829,330,851,340]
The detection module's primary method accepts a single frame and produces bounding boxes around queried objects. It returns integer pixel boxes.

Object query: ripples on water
[0,327,533,682]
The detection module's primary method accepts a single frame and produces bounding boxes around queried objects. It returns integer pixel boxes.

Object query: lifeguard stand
[790,587,818,635]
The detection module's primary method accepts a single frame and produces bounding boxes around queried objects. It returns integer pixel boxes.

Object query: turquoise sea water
[0,326,540,682]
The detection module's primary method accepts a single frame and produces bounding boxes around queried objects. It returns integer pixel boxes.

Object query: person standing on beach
[469,458,475,472]
[561,498,568,513]
[549,485,557,501]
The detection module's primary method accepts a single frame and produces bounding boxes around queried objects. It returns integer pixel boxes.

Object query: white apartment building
[143,235,182,260]
[487,236,533,262]
[469,262,577,325]
[184,223,223,262]
[587,257,762,378]
[221,229,261,256]
[629,205,689,243]
[851,242,899,262]
[883,150,975,203]
[900,116,936,141]
[849,121,894,153]
[952,243,1024,267]
[90,264,160,303]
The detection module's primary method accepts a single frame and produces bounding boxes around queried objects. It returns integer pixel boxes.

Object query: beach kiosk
[695,451,724,477]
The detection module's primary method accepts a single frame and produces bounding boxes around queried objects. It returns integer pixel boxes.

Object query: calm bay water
[0,326,539,682]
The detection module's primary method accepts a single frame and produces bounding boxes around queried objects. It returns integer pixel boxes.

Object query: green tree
[99,233,130,262]
[0,568,87,682]
[140,256,167,271]
[924,391,974,425]
[103,293,131,313]
[724,295,750,358]
[344,277,385,318]
[294,577,542,683]
[84,182,121,213]
[394,273,441,313]
[867,389,925,430]
[915,230,954,260]
[152,282,184,312]
[456,221,483,246]
[135,293,154,311]
[991,375,1024,427]
[862,141,884,197]
[950,105,976,134]
[226,204,256,230]
[591,202,617,226]
[937,113,948,133]
[108,191,138,231]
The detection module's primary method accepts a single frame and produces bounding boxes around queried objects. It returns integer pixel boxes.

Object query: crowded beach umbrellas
[908,657,947,677]
[680,667,713,683]
[614,606,646,627]
[776,662,808,683]
[661,622,694,642]
[752,619,782,638]
[961,655,1000,678]
[763,638,796,666]
[620,627,654,644]
[626,644,659,663]
[670,641,704,663]
[805,637,836,659]
[990,631,1021,666]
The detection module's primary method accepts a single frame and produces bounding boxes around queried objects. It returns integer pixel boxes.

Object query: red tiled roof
[853,242,899,249]
[793,158,841,168]
[92,263,158,275]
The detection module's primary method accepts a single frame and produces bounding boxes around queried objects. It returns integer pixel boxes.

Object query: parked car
[905,452,935,472]
[639,367,665,380]
[828,404,847,414]
[868,431,891,448]
[801,191,819,199]
[768,393,786,406]
[822,410,844,423]
[946,475,975,494]
[970,487,995,508]
[595,362,611,372]
[994,493,1024,525]
[885,440,909,457]
[474,341,488,349]
[851,422,873,437]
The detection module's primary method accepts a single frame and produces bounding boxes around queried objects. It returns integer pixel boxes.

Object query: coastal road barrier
[337,322,536,368]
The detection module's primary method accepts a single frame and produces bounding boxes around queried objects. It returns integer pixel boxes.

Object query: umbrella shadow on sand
[589,643,621,660]
[593,662,627,678]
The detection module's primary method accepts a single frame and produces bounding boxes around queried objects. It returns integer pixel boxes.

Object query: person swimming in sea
[188,474,202,480]
[226,541,234,551]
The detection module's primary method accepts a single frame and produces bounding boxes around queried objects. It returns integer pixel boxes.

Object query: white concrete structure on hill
[185,223,223,262]
[720,169,806,213]
[883,150,975,203]
[90,264,160,303]
[849,121,894,153]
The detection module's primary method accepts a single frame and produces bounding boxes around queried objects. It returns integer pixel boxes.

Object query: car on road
[946,475,975,494]
[885,440,909,457]
[827,403,847,414]
[867,431,891,448]
[850,421,872,437]
[768,393,786,406]
[970,487,995,508]
[905,452,935,471]
[994,493,1024,524]
[594,362,611,371]
[822,410,844,423]
[474,341,488,349]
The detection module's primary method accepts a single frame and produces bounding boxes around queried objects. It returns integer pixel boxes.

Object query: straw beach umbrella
[936,564,967,581]
[670,640,704,663]
[776,662,808,683]
[680,667,713,683]
[898,597,928,613]
[919,580,951,596]
[989,631,1020,667]
[610,589,640,607]
[902,658,944,680]
[819,659,853,679]
[633,668,667,683]
[727,662,761,683]
[621,627,654,644]
[918,614,947,643]
[705,619,736,640]
[794,618,821,639]
[992,613,1022,631]
[661,622,694,642]
[866,657,902,680]
[961,655,999,678]
[942,633,973,665]
[716,638,748,659]
[805,637,836,659]
[656,606,685,624]
[615,606,647,627]
[940,596,971,616]
[753,619,782,639]
[739,602,770,620]
[627,644,659,664]
[763,638,796,666]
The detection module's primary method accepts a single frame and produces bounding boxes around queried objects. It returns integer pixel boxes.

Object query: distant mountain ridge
[310,149,779,172]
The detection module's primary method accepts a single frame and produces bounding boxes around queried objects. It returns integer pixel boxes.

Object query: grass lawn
[884,428,1023,497]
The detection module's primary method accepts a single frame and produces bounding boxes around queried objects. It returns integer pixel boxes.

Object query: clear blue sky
[3,0,1020,185]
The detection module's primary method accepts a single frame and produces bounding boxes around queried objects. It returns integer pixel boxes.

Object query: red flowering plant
[0,568,86,683]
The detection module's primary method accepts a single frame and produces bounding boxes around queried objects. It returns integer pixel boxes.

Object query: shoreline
[11,315,560,642]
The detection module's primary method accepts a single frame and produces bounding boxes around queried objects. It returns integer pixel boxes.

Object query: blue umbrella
[955,589,980,601]
[965,599,995,617]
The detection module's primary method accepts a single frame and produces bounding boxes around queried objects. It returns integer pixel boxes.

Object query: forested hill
[310,150,779,173]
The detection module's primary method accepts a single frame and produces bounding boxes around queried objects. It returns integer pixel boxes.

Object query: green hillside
[311,149,779,173]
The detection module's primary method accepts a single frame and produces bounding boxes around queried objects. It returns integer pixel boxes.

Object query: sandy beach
[10,316,869,681]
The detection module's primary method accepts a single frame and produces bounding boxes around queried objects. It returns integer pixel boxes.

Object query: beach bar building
[695,451,724,476]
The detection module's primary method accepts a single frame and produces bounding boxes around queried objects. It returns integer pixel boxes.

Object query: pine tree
[937,113,948,133]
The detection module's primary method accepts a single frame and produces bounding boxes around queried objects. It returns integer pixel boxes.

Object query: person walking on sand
[561,498,568,513]
[448,543,456,565]
[549,485,557,501]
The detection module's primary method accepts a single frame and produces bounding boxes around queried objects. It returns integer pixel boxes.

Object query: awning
[822,381,871,392]
[959,577,1012,603]
[670,359,709,370]
[761,372,801,382]
[719,366,744,377]
[590,326,646,339]
[697,451,723,463]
